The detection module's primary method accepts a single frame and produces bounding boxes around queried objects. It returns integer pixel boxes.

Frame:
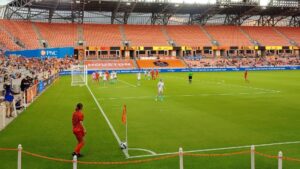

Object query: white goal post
[71,65,88,86]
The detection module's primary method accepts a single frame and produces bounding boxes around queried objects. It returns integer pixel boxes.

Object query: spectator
[3,84,15,118]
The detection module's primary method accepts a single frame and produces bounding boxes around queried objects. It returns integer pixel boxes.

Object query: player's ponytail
[76,103,83,111]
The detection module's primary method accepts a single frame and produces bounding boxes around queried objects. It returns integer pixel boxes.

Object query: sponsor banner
[5,47,74,58]
[38,80,44,93]
[84,60,135,70]
[26,84,38,104]
[60,66,300,75]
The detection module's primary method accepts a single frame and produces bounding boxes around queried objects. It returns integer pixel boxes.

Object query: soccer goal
[71,65,88,86]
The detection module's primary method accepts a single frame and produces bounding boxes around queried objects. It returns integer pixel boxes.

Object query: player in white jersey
[92,72,96,82]
[137,71,141,86]
[103,72,107,86]
[144,70,147,80]
[156,79,165,101]
[147,70,151,80]
[110,72,114,83]
[114,71,118,83]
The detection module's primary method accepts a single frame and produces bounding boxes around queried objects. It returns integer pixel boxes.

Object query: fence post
[278,151,283,169]
[73,155,77,169]
[179,147,184,169]
[0,104,5,129]
[23,92,27,110]
[251,145,255,169]
[18,144,22,169]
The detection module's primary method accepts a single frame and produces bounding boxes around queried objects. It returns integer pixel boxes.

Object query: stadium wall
[60,66,300,75]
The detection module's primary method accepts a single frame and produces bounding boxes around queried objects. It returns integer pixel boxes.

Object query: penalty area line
[128,140,300,159]
[98,91,279,101]
[118,79,137,87]
[86,84,130,158]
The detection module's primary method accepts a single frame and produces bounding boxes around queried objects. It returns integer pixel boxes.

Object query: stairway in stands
[238,27,259,46]
[273,27,298,46]
[199,26,219,46]
[119,25,127,45]
[77,24,84,43]
[31,22,45,48]
[161,26,176,46]
[0,24,25,49]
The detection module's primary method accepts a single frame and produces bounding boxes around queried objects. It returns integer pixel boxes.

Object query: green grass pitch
[1,71,300,169]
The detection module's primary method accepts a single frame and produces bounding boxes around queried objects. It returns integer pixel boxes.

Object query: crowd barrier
[24,73,59,108]
[59,66,300,75]
[0,145,299,169]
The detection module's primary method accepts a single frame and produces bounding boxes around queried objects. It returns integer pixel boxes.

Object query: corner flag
[122,104,127,125]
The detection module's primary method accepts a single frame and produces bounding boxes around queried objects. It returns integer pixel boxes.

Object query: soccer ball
[120,142,127,150]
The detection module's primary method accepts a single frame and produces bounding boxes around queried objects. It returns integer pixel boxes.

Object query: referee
[188,71,193,84]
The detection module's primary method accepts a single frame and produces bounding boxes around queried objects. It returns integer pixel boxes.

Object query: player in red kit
[151,69,155,80]
[244,70,249,82]
[155,69,159,79]
[95,72,99,82]
[72,103,86,157]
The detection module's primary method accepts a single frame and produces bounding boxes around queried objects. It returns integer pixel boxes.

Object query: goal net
[71,65,87,86]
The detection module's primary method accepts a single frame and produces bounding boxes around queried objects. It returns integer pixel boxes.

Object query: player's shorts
[158,88,163,93]
[73,130,85,137]
[189,76,192,80]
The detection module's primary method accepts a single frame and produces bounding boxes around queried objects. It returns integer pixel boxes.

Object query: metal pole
[179,147,184,169]
[278,151,283,169]
[73,155,77,169]
[251,145,255,169]
[17,144,22,169]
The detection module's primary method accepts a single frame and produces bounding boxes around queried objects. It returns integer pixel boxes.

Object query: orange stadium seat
[0,29,21,50]
[124,25,168,46]
[0,20,40,49]
[35,22,78,48]
[137,59,186,68]
[85,60,136,69]
[276,27,300,45]
[166,25,211,47]
[204,26,252,47]
[83,24,122,46]
[241,26,290,46]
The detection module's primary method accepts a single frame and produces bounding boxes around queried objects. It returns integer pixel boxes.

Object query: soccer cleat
[72,152,77,157]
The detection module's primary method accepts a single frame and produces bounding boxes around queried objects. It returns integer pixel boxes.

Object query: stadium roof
[1,0,300,26]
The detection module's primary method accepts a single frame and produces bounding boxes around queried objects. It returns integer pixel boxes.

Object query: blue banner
[5,47,74,58]
[59,66,300,75]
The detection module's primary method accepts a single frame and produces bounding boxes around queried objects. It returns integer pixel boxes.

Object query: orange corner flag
[122,104,127,125]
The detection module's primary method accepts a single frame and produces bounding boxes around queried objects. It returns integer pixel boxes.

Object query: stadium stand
[83,24,122,47]
[85,60,136,70]
[0,28,21,51]
[0,20,40,49]
[276,27,300,45]
[185,56,300,68]
[204,26,252,47]
[35,22,78,48]
[123,25,169,46]
[241,26,291,46]
[165,25,212,47]
[137,59,186,68]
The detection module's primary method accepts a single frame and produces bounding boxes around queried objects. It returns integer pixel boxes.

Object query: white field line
[166,75,281,93]
[128,148,157,155]
[118,79,137,87]
[128,140,300,159]
[86,84,130,158]
[98,91,279,101]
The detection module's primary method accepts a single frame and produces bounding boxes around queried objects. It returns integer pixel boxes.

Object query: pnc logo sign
[40,50,57,56]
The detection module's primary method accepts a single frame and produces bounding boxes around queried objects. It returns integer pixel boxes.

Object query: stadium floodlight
[260,0,270,6]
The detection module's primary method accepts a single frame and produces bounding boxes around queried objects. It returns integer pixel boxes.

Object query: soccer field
[1,71,300,169]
